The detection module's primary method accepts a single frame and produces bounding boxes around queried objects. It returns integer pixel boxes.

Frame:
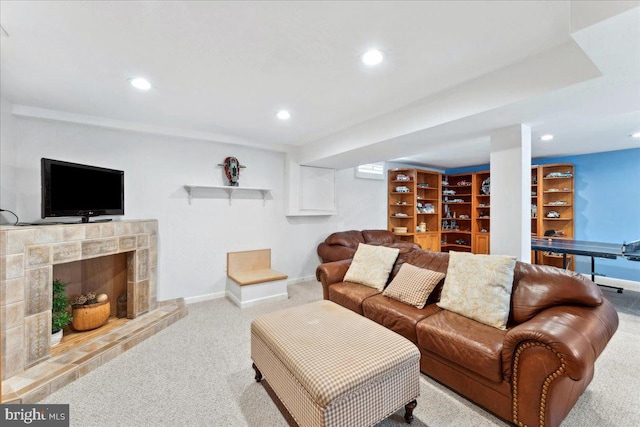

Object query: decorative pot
[51,329,63,346]
[72,298,110,331]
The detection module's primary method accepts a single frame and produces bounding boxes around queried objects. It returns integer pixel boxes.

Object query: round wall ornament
[218,156,246,187]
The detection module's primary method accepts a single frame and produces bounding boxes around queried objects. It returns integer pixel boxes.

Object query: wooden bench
[226,249,288,308]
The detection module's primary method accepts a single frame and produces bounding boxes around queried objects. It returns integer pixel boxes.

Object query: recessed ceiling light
[276,110,291,120]
[631,132,640,138]
[129,77,152,91]
[361,49,384,66]
[540,134,554,141]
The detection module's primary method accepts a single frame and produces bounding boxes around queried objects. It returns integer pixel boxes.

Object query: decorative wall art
[218,156,246,186]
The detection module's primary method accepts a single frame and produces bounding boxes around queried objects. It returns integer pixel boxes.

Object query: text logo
[1,405,69,426]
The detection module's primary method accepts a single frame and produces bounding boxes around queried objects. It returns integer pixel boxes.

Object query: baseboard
[580,274,640,293]
[225,291,288,309]
[184,291,226,304]
[184,276,317,305]
[287,275,316,285]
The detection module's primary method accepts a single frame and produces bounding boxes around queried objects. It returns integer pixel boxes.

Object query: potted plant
[52,279,73,346]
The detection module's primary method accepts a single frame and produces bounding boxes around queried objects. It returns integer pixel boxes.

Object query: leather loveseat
[317,229,420,263]
[315,248,618,427]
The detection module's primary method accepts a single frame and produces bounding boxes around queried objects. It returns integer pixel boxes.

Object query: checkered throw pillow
[382,263,445,308]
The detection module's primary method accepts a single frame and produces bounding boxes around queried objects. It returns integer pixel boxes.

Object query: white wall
[0,98,18,222]
[8,113,387,301]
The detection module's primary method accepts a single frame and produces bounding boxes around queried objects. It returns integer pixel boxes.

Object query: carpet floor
[41,281,640,427]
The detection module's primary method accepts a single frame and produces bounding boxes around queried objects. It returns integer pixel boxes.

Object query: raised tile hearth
[1,298,187,403]
[1,220,161,390]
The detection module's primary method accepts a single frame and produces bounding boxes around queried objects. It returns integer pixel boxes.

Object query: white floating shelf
[285,210,338,217]
[184,185,272,206]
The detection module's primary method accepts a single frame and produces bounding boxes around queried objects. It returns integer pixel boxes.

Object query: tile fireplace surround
[0,219,185,403]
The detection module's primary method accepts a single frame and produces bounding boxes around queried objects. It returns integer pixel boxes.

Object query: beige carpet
[41,281,640,427]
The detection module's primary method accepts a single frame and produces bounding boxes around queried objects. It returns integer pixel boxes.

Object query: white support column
[490,125,531,262]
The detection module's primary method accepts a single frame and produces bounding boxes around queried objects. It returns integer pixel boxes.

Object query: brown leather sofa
[317,229,420,263]
[315,249,618,427]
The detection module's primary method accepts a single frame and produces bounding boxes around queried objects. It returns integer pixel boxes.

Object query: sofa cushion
[317,244,358,263]
[318,230,420,263]
[511,262,602,324]
[328,282,380,315]
[404,249,450,274]
[325,230,365,249]
[344,244,400,291]
[363,294,441,343]
[362,229,396,245]
[416,310,507,383]
[438,251,516,330]
[383,263,445,309]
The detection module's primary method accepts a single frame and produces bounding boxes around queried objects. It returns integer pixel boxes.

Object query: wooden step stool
[226,249,288,308]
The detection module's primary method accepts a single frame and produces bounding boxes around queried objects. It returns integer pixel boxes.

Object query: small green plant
[52,279,73,333]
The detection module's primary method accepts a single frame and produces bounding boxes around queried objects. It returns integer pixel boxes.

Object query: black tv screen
[42,158,124,222]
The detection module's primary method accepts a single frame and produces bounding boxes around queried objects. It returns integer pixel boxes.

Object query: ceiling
[1,1,639,169]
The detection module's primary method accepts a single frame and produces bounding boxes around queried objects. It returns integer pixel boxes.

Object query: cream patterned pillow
[343,244,400,291]
[437,251,516,330]
[383,263,446,309]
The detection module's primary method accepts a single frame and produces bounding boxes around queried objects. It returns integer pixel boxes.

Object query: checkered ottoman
[251,300,421,427]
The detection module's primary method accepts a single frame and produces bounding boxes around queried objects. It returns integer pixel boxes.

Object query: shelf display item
[545,171,573,178]
[218,156,246,187]
[481,177,490,195]
[417,203,435,214]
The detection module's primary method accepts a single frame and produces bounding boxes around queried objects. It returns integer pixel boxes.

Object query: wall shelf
[184,185,271,206]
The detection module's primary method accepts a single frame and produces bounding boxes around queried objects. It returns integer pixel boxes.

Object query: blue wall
[446,148,640,281]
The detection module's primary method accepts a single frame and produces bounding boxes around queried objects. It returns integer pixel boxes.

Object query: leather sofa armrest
[503,300,618,381]
[502,300,617,427]
[315,259,352,300]
[317,243,357,263]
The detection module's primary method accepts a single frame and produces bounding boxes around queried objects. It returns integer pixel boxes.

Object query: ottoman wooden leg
[252,363,262,382]
[404,400,417,423]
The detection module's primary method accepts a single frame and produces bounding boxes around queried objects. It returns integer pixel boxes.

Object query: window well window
[355,162,385,180]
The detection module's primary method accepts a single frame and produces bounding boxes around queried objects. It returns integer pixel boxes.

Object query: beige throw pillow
[383,263,446,309]
[437,251,516,330]
[343,244,400,291]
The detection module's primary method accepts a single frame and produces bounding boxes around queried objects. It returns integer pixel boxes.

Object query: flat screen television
[41,158,124,223]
